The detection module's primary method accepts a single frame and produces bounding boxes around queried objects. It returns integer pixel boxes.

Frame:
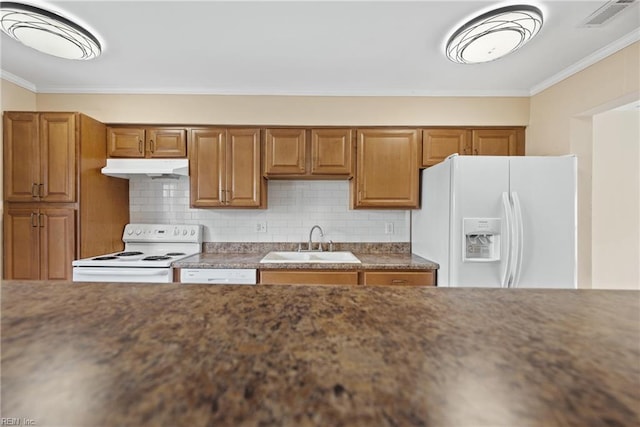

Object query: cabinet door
[311,129,353,175]
[39,208,76,281]
[264,128,306,175]
[3,207,40,280]
[422,128,470,166]
[147,128,187,158]
[40,113,76,202]
[260,270,359,285]
[363,271,435,286]
[107,127,145,158]
[472,129,518,156]
[189,128,226,207]
[354,129,420,208]
[226,129,263,207]
[3,112,40,202]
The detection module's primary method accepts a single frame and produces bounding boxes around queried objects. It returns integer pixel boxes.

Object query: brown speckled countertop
[174,252,438,271]
[2,281,639,427]
[174,242,439,271]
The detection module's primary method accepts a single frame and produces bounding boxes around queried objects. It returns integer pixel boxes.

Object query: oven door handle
[74,269,170,276]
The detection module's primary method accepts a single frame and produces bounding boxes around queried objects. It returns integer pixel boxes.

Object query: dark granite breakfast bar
[1,281,639,426]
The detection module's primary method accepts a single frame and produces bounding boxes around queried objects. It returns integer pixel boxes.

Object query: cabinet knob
[150,139,155,153]
[31,183,38,198]
[30,212,37,228]
[138,140,143,153]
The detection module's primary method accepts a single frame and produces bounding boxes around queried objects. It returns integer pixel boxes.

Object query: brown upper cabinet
[4,112,76,203]
[264,128,353,178]
[422,127,525,167]
[352,129,420,209]
[422,128,470,166]
[189,128,265,208]
[107,126,187,158]
[264,128,306,175]
[471,128,524,156]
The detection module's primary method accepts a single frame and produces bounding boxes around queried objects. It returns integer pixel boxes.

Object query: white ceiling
[1,0,639,96]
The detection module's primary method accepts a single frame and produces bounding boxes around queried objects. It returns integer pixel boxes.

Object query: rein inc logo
[0,419,36,426]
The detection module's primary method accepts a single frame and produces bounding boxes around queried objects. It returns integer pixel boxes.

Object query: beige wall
[528,41,640,288]
[528,42,639,155]
[1,79,37,111]
[34,94,530,126]
[592,109,640,289]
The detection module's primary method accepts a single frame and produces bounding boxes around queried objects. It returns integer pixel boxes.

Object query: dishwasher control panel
[180,269,257,285]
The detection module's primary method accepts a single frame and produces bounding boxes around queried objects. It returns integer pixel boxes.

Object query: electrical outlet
[385,222,394,234]
[256,221,267,233]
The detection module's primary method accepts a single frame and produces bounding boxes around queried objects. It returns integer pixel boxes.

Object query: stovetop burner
[142,255,171,261]
[92,256,118,261]
[165,252,186,256]
[115,251,144,257]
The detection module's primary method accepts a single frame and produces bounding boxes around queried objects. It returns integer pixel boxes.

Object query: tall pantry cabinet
[3,112,130,280]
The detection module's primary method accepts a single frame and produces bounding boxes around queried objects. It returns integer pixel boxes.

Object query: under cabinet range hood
[101,159,189,179]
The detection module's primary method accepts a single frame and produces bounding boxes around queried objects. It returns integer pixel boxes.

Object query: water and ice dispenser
[462,218,501,262]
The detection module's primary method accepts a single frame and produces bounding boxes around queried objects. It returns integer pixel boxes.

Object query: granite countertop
[2,281,639,427]
[174,252,439,271]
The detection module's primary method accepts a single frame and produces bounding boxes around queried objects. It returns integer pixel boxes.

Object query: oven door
[73,267,173,283]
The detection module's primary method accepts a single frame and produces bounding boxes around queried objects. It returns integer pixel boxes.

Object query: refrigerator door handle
[511,192,525,287]
[501,192,513,288]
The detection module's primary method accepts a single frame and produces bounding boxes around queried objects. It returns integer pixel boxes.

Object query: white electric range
[73,224,202,283]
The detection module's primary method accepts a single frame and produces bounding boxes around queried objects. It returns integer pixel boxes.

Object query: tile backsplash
[129,176,410,242]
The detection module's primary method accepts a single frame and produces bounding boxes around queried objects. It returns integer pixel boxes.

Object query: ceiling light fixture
[0,1,101,60]
[445,4,543,64]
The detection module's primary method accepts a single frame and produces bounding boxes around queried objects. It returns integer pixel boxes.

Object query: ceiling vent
[579,0,637,27]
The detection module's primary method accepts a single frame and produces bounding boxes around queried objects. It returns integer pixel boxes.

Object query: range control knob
[182,229,188,236]
[190,229,196,236]
[135,229,142,235]
[127,229,134,235]
[174,228,180,236]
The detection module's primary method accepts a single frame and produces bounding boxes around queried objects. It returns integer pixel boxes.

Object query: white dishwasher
[180,269,257,285]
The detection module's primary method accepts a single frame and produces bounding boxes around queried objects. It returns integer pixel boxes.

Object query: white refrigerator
[412,154,577,288]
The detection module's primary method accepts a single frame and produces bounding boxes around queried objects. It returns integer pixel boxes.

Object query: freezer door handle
[501,192,513,288]
[511,192,525,287]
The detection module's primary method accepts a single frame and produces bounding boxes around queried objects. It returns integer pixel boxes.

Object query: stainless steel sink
[259,251,361,264]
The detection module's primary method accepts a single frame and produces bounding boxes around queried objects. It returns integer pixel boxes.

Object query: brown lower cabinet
[259,269,435,286]
[362,271,435,286]
[3,207,76,280]
[260,270,359,286]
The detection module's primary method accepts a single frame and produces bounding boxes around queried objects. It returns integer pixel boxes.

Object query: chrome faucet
[307,225,324,251]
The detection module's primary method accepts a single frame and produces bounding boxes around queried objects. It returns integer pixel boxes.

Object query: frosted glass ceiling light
[446,4,543,64]
[0,1,101,60]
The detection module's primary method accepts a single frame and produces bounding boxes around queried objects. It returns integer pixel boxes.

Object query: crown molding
[32,86,531,97]
[530,29,640,96]
[1,69,37,92]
